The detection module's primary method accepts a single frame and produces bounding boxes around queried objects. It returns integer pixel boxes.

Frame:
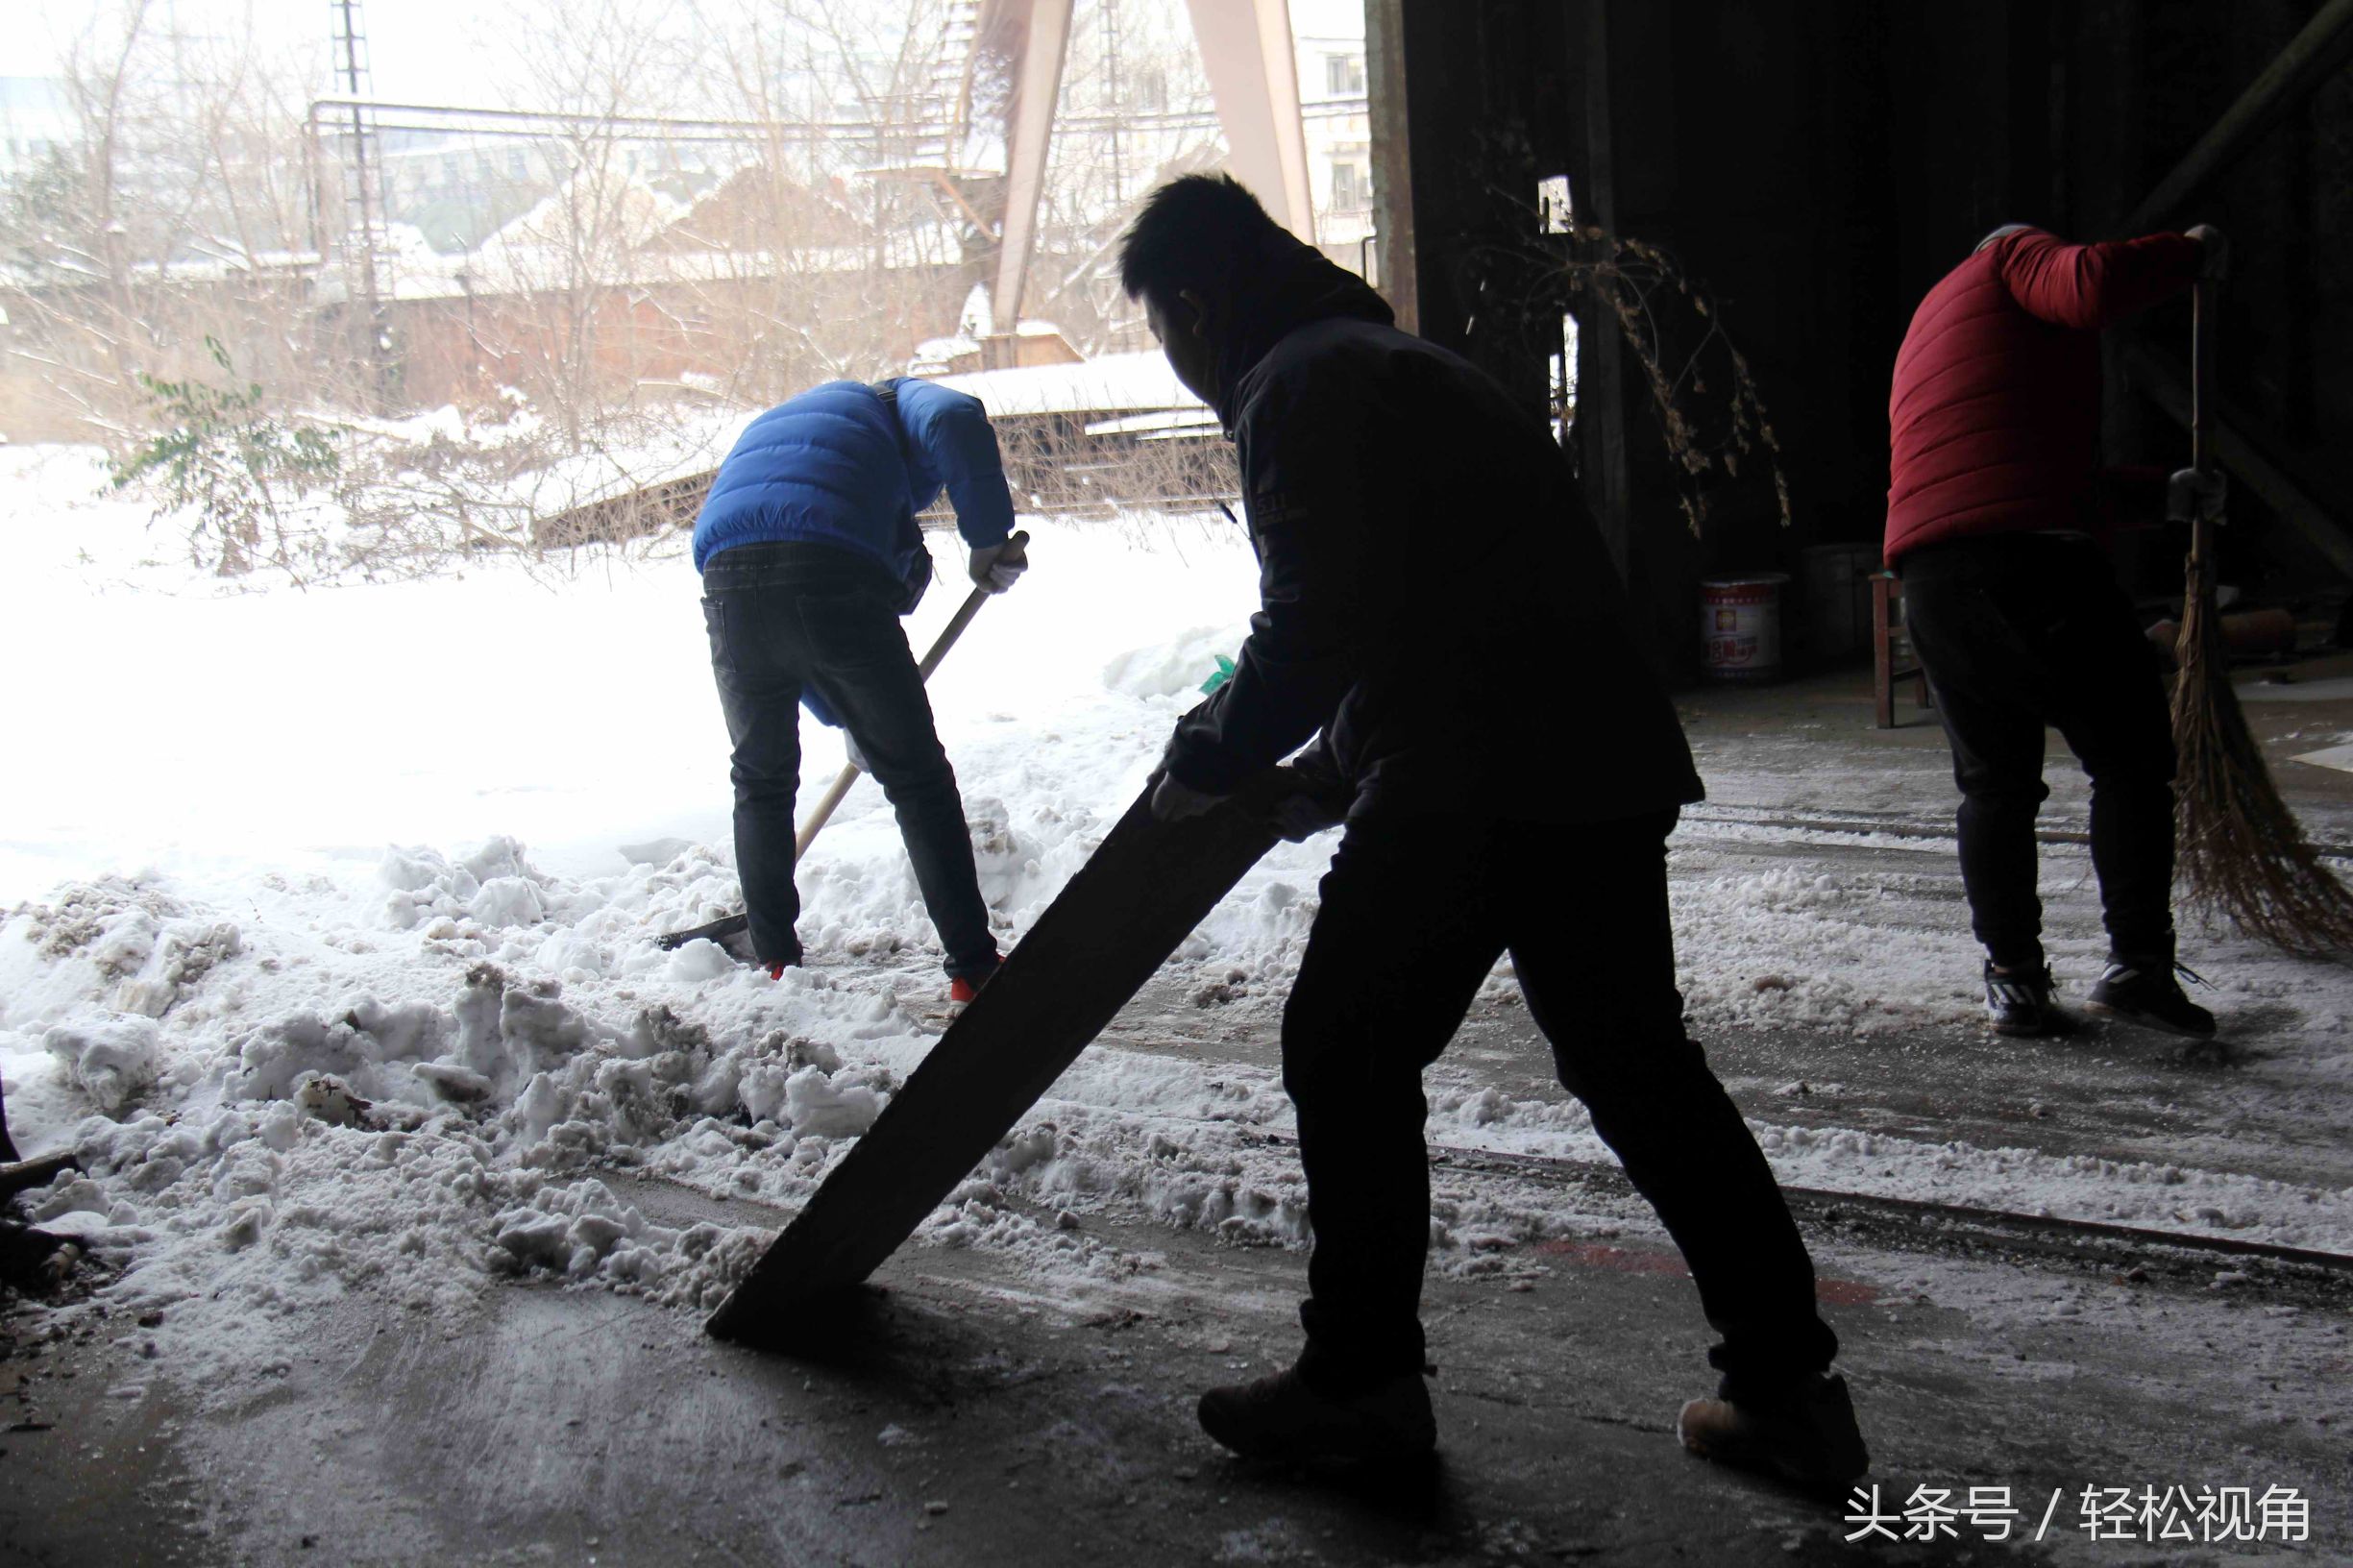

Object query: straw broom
[2169,273,2353,957]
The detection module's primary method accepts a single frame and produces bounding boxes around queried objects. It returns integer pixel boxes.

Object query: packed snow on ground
[5,437,2352,1401]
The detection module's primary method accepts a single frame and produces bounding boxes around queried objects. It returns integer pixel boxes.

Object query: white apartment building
[1290,1,1372,257]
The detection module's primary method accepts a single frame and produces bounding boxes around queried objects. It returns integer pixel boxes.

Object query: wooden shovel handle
[794,529,1029,861]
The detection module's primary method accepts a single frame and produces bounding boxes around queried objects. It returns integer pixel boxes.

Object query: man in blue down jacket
[1118,174,1864,1490]
[692,378,1027,1001]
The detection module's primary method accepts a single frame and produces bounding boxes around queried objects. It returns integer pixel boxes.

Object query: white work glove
[842,730,870,773]
[1148,771,1226,823]
[1268,786,1344,842]
[968,536,1028,594]
[2185,223,2229,282]
[2167,466,2227,525]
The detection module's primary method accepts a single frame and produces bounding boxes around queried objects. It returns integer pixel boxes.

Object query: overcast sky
[5,0,1363,110]
[8,0,551,105]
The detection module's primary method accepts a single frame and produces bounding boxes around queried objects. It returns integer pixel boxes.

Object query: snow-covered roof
[1,254,326,295]
[1083,408,1220,437]
[477,174,688,259]
[932,350,1204,419]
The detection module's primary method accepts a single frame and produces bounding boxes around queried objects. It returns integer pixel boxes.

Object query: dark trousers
[1286,808,1836,1397]
[700,542,997,978]
[1899,534,2177,969]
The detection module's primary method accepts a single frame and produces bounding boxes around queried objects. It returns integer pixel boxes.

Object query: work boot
[1197,1364,1436,1465]
[1982,961,2076,1038]
[2087,960,2217,1039]
[1678,1371,1869,1496]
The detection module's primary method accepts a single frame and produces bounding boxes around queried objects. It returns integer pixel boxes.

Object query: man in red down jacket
[1885,222,2225,1040]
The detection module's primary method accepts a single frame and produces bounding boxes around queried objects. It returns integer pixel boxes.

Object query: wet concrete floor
[5,1155,2345,1567]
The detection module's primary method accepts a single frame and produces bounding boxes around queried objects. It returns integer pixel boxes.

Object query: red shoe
[947,955,1003,1007]
[768,963,786,981]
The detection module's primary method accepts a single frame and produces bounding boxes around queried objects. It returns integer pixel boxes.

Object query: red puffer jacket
[1883,227,2201,565]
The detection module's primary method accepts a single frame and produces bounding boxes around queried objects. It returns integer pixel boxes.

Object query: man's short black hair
[1118,172,1287,304]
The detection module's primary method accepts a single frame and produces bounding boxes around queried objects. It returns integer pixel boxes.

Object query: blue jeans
[700,542,997,978]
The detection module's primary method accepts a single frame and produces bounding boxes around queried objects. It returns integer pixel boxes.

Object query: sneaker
[1197,1364,1436,1465]
[1982,961,2077,1038]
[946,953,1003,1009]
[1678,1371,1869,1496]
[728,929,797,980]
[2086,961,2217,1038]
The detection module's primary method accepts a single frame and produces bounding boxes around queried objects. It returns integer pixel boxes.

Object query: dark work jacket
[1162,238,1703,824]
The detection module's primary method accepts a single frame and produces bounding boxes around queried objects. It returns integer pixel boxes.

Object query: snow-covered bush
[107,336,346,578]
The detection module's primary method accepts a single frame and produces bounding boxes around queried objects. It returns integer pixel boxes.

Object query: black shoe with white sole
[2086,960,2217,1038]
[1982,961,2077,1038]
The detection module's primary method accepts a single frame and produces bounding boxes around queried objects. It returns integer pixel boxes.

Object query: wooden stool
[1872,571,1931,728]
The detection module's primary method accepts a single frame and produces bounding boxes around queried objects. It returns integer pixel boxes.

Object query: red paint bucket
[1700,573,1791,682]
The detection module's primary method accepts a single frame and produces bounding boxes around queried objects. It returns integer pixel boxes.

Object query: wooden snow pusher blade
[703,771,1287,1345]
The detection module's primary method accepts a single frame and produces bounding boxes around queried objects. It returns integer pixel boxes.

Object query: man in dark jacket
[1120,173,1863,1489]
[692,379,1026,1000]
[1886,224,2224,1039]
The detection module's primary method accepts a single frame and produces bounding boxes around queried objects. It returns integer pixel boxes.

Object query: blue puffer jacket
[691,378,1016,589]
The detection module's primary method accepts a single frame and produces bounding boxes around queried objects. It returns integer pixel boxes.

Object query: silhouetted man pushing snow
[1119,174,1866,1489]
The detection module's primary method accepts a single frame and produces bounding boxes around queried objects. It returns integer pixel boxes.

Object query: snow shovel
[655,532,1027,953]
[2167,274,2353,954]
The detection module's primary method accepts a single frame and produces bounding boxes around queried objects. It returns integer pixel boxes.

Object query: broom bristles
[2171,546,2353,958]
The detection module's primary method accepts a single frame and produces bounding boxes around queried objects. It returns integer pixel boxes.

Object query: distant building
[0,77,73,179]
[370,129,738,255]
[1291,12,1372,258]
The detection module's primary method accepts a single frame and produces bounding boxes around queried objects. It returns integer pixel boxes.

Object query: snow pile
[1101,623,1249,699]
[0,821,1335,1385]
[486,1176,761,1291]
[0,898,943,1389]
[44,1017,161,1113]
[378,836,578,935]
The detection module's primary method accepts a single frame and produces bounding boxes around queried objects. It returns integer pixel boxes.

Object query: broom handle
[793,531,1027,861]
[2171,276,2223,689]
[2191,278,2217,549]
